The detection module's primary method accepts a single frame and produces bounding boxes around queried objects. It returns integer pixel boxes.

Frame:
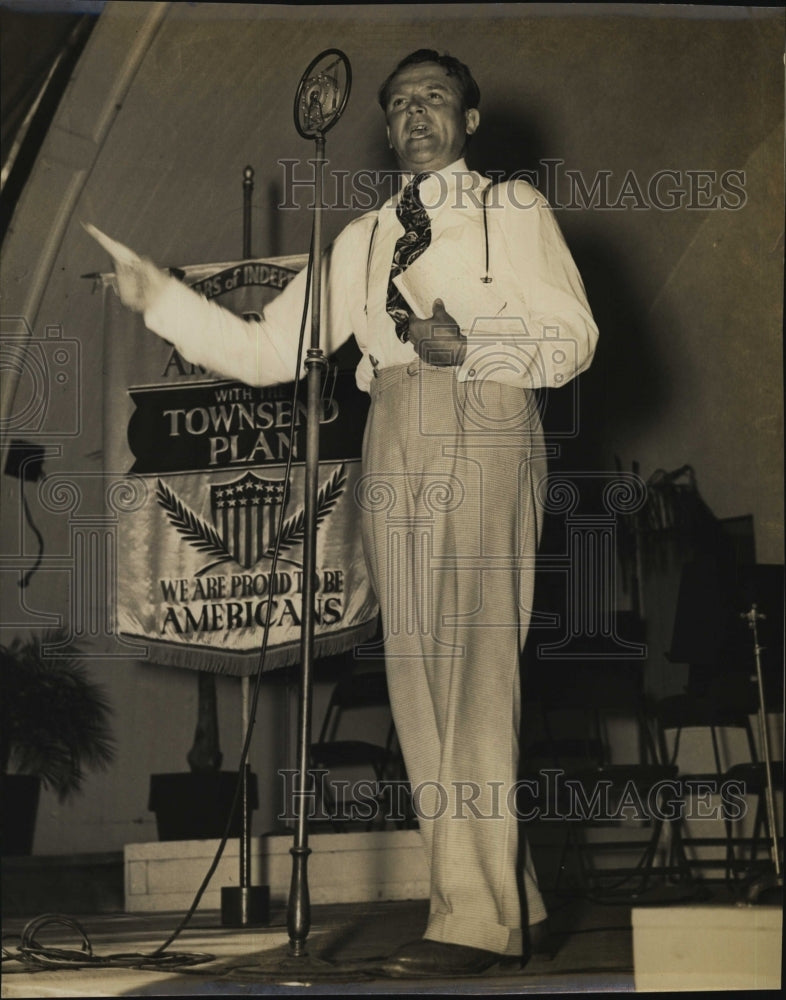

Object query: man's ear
[386,123,393,149]
[465,108,480,136]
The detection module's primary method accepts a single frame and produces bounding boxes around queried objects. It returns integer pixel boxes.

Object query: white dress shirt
[144,158,598,393]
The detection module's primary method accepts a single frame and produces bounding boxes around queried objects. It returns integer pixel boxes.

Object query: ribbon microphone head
[294,49,351,139]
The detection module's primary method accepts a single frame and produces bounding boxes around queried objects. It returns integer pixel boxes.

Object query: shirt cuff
[457,314,536,386]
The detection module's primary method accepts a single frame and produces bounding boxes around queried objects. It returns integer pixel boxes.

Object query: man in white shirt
[106,49,598,978]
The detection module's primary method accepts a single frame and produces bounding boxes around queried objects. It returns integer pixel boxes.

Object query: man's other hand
[407,299,467,367]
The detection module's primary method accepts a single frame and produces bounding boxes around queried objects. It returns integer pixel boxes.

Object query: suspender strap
[481,181,494,284]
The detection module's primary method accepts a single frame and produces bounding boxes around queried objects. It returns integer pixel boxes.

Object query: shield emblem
[210,471,289,570]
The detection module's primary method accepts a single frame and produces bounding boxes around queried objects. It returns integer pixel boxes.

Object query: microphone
[294,49,351,139]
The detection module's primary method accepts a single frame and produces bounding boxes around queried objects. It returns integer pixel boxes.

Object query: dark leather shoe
[378,938,505,978]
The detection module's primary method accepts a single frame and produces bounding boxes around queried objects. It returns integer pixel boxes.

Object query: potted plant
[0,629,115,855]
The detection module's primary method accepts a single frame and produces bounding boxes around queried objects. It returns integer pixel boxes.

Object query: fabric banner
[102,255,378,674]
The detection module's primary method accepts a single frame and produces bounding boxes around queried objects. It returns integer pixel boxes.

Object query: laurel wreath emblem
[155,480,229,561]
[155,464,347,575]
[265,464,347,555]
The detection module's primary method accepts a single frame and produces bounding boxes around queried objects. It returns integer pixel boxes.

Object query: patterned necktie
[386,173,432,342]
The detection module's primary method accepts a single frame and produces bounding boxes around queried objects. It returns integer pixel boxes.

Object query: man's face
[384,62,480,174]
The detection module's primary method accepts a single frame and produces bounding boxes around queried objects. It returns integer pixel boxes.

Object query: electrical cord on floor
[3,914,213,970]
[5,236,318,975]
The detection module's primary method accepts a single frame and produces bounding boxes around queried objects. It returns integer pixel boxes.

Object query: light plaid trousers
[357,360,549,956]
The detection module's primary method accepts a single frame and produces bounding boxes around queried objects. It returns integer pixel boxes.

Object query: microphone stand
[287,127,327,958]
[286,51,350,959]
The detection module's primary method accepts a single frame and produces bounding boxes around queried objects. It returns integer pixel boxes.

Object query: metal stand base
[221,885,271,926]
[226,955,380,984]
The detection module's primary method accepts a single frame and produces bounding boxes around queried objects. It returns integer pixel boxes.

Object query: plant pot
[148,771,258,841]
[1,774,41,855]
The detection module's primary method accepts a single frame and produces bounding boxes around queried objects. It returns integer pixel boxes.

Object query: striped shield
[210,471,290,570]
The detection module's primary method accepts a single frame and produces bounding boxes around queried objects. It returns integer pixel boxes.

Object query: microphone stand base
[221,885,271,926]
[227,952,380,983]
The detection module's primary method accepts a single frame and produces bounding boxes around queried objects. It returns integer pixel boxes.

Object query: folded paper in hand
[392,237,508,331]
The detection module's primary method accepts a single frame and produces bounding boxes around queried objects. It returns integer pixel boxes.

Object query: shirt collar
[390,158,489,215]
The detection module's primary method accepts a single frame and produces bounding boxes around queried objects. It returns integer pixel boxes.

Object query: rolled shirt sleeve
[143,225,360,388]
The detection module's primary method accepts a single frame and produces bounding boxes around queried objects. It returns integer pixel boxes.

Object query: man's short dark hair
[378,49,481,112]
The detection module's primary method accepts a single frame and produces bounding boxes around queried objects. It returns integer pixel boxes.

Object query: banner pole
[240,162,253,914]
[237,164,254,924]
[243,166,254,258]
[240,675,252,889]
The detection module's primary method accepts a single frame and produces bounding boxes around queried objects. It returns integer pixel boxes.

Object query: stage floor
[2,893,635,996]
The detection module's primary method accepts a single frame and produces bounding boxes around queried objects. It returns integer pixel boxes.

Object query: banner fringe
[124,618,380,677]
